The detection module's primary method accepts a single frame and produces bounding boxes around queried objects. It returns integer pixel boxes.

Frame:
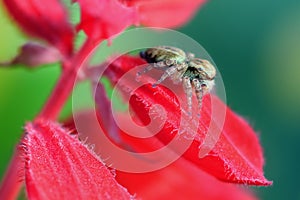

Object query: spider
[137,46,216,115]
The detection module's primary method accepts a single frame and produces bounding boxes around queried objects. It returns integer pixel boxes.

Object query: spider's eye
[140,51,146,59]
[165,59,174,65]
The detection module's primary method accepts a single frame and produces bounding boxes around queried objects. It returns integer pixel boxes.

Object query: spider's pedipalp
[193,79,203,113]
[176,63,188,71]
[183,76,193,115]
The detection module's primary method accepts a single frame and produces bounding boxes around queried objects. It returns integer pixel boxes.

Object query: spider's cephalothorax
[137,46,216,115]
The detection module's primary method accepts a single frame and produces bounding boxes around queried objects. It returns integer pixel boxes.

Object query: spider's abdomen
[140,46,186,64]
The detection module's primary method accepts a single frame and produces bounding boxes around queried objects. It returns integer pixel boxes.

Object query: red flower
[120,0,207,28]
[76,0,139,42]
[68,108,258,200]
[101,55,272,186]
[68,111,258,200]
[2,0,74,56]
[76,0,207,43]
[2,0,205,66]
[0,0,271,199]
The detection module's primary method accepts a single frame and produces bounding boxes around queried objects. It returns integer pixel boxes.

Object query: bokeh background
[1,0,300,199]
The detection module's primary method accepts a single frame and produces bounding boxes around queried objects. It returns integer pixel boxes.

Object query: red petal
[3,0,74,56]
[116,158,257,200]
[120,0,206,28]
[181,96,272,185]
[103,55,272,186]
[64,112,257,200]
[76,0,138,42]
[23,120,133,200]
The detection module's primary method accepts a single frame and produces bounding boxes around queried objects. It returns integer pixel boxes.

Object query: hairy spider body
[138,46,216,115]
[140,46,186,64]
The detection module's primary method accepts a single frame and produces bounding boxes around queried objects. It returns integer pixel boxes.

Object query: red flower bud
[76,0,138,42]
[3,0,74,56]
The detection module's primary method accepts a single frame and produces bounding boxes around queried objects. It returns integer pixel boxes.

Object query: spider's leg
[183,76,193,115]
[193,79,203,114]
[170,63,188,84]
[201,81,210,95]
[154,61,168,69]
[137,61,168,78]
[176,63,188,71]
[136,64,154,77]
[152,65,177,87]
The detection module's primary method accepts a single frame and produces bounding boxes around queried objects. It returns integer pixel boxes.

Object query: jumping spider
[137,46,216,115]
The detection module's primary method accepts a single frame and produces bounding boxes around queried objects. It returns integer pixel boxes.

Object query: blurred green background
[1,0,300,199]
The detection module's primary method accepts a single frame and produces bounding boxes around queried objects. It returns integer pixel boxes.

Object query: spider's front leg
[136,63,154,77]
[136,61,167,77]
[183,76,193,115]
[152,65,178,87]
[193,79,203,114]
